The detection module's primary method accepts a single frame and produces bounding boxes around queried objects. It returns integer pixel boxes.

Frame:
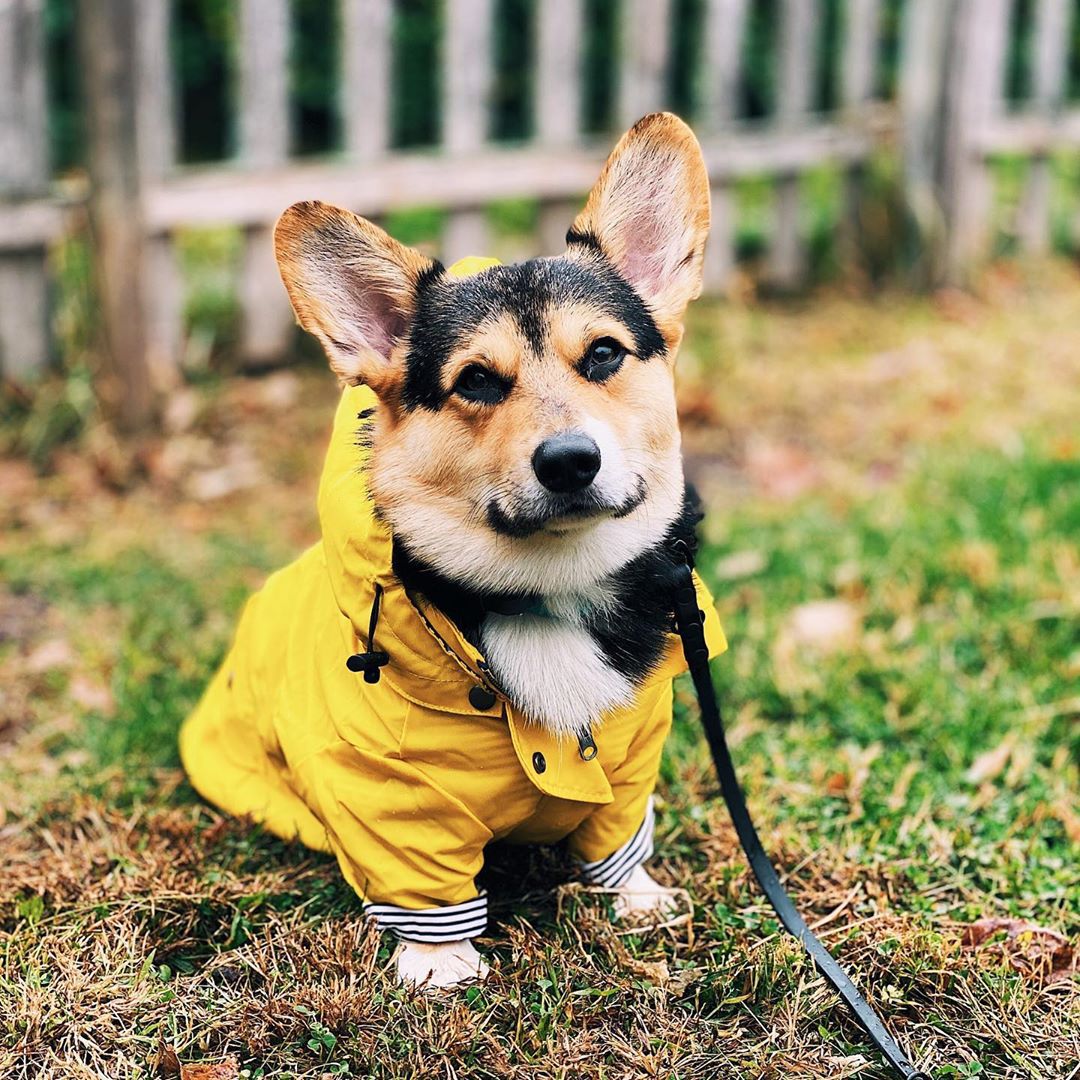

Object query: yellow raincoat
[180,258,727,942]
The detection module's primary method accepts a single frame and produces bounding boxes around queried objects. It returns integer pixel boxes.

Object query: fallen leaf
[68,674,116,715]
[25,638,75,674]
[966,732,1017,785]
[156,1043,181,1077]
[745,440,823,500]
[155,1044,239,1080]
[182,1064,240,1080]
[783,600,861,654]
[713,550,766,581]
[960,918,1076,985]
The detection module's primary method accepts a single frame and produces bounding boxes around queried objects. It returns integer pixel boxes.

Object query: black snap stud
[532,751,547,774]
[469,685,497,711]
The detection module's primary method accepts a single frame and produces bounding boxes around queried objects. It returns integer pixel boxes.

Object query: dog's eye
[580,338,627,383]
[453,364,509,404]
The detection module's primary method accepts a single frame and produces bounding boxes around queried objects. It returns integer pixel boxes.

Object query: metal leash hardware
[669,560,931,1080]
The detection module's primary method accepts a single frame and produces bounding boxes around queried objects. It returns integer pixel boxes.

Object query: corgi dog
[183,112,719,990]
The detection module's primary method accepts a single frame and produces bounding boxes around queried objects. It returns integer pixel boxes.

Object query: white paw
[611,865,682,922]
[394,938,490,989]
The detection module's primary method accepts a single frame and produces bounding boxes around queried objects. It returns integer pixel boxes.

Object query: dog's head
[275,113,710,595]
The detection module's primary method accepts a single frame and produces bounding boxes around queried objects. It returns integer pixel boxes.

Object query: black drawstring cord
[346,583,390,684]
[669,559,931,1080]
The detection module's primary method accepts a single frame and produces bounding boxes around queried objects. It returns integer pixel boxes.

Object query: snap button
[532,751,547,774]
[468,684,497,711]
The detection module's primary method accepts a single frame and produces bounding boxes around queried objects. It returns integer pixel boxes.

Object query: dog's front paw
[611,865,682,922]
[395,938,490,989]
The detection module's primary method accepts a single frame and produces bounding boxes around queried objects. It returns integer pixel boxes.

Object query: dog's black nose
[532,433,601,493]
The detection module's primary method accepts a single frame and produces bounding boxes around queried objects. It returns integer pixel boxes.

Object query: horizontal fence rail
[1,0,1079,399]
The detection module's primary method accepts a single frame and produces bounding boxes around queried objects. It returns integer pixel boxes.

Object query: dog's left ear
[274,200,437,394]
[570,112,710,329]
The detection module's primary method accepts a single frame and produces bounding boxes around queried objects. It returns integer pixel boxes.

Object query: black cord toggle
[346,583,390,684]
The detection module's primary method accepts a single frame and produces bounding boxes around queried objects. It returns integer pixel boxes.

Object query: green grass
[2,435,1076,1077]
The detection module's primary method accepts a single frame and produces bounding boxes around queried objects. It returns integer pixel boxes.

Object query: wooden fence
[2,0,1080,424]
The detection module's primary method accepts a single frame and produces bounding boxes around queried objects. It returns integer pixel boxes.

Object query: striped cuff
[578,799,656,888]
[363,893,488,943]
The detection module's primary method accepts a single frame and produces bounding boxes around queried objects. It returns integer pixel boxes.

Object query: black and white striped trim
[363,893,488,943]
[579,799,656,889]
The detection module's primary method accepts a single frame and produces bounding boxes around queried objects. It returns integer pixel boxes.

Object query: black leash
[670,561,930,1080]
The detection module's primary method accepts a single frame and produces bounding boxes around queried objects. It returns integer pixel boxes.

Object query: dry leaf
[182,1063,240,1080]
[25,638,75,674]
[156,1043,181,1077]
[745,440,822,500]
[155,1044,239,1080]
[713,550,766,581]
[783,600,861,654]
[966,732,1017,785]
[68,674,116,715]
[961,918,1077,985]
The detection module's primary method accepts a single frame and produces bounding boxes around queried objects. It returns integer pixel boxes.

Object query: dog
[179,112,727,989]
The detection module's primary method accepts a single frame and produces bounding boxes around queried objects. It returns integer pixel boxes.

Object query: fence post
[767,0,820,291]
[899,0,954,283]
[138,0,183,381]
[0,0,50,381]
[1018,0,1071,253]
[78,0,159,430]
[237,0,295,365]
[939,0,1013,283]
[701,0,749,293]
[537,0,585,255]
[442,0,494,260]
[838,0,882,277]
[342,0,392,162]
[618,0,673,129]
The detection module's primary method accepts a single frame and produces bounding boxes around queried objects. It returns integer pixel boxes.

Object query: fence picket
[343,0,392,162]
[138,0,184,379]
[238,0,295,364]
[898,0,952,280]
[443,0,495,260]
[941,0,1013,281]
[839,0,883,277]
[0,0,49,379]
[1019,0,1072,253]
[768,0,821,289]
[701,0,749,291]
[841,0,882,109]
[618,0,673,128]
[537,0,585,254]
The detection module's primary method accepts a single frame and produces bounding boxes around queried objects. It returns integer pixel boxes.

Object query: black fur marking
[581,488,703,682]
[392,484,703,686]
[354,419,375,453]
[357,407,376,420]
[565,226,603,253]
[402,257,665,411]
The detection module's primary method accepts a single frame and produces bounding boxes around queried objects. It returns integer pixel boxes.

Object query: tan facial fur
[275,112,711,596]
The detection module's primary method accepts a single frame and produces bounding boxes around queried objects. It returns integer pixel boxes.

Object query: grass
[1,263,1079,1078]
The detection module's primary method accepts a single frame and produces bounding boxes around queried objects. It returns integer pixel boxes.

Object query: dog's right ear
[274,201,438,392]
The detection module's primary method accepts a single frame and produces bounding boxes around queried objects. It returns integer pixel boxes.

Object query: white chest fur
[479,607,634,735]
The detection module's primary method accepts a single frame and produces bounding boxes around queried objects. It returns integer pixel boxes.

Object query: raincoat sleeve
[304,740,494,942]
